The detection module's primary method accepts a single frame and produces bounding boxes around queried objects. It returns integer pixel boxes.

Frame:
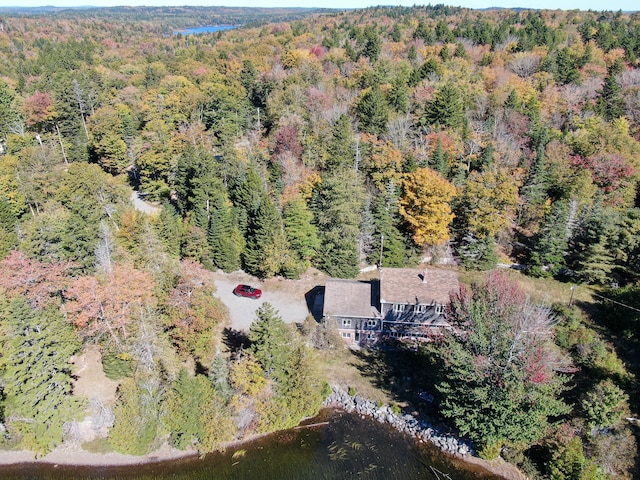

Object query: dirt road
[212,270,325,331]
[130,191,161,215]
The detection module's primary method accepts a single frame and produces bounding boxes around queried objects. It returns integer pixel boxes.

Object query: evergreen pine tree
[504,89,521,110]
[110,378,162,455]
[408,44,418,62]
[454,42,468,59]
[164,369,235,452]
[240,59,258,105]
[325,114,355,170]
[355,85,389,135]
[439,45,450,62]
[165,369,208,449]
[0,298,82,455]
[208,195,243,272]
[435,19,454,43]
[209,351,233,400]
[458,234,498,271]
[0,80,19,139]
[390,24,402,42]
[413,20,433,44]
[311,169,364,278]
[520,146,550,230]
[249,303,293,380]
[229,162,264,235]
[553,48,580,85]
[276,344,324,423]
[423,82,465,131]
[0,198,18,258]
[614,208,640,281]
[283,196,320,266]
[369,194,408,267]
[362,25,382,63]
[243,196,287,278]
[410,58,442,86]
[434,272,569,454]
[596,60,624,121]
[528,201,569,277]
[430,138,449,176]
[388,76,409,113]
[156,201,182,258]
[174,146,200,214]
[569,202,618,284]
[345,42,359,62]
[475,142,495,172]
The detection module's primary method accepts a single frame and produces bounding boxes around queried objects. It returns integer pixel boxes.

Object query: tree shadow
[348,344,443,418]
[222,327,250,354]
[573,298,640,387]
[568,299,640,479]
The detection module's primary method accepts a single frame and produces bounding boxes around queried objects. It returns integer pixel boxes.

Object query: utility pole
[378,234,384,268]
[569,285,576,306]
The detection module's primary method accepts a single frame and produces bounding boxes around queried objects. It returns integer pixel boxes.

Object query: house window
[414,304,426,313]
[341,332,352,339]
[342,319,351,327]
[367,320,377,327]
[393,304,405,313]
[435,305,444,315]
[367,333,376,340]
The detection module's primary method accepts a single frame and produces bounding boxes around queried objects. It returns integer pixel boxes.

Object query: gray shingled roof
[322,279,381,318]
[379,267,458,305]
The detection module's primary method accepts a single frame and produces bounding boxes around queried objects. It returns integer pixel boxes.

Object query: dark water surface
[0,409,502,480]
[173,25,236,35]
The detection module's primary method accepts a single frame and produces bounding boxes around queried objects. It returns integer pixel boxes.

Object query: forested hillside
[0,5,639,477]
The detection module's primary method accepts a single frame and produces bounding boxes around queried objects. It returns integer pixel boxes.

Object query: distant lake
[0,409,502,480]
[173,25,237,35]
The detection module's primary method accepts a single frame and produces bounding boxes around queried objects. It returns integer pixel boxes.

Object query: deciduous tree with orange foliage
[64,263,155,346]
[22,90,57,131]
[0,250,72,308]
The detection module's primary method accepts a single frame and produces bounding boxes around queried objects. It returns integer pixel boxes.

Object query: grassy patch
[458,268,595,306]
[81,437,113,454]
[316,347,393,405]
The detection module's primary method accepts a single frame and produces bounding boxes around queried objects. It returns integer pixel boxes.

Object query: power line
[589,291,640,314]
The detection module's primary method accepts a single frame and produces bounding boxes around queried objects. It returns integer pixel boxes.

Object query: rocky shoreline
[324,385,473,457]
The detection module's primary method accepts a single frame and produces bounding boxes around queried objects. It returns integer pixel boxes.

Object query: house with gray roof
[322,267,459,345]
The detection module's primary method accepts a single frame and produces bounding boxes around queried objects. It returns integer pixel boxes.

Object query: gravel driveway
[212,271,316,331]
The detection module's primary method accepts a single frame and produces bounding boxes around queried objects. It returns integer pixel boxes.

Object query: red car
[233,284,262,299]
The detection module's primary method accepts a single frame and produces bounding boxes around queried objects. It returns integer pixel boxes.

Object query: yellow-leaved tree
[459,169,520,239]
[399,167,456,246]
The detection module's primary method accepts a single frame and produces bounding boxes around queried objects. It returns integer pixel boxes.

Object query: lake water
[173,25,236,35]
[0,409,502,480]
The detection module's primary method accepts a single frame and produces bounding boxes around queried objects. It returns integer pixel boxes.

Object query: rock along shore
[324,385,472,457]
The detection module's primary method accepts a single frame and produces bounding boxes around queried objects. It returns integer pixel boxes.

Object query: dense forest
[0,4,639,478]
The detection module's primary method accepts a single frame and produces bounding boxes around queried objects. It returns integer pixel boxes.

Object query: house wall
[325,302,449,346]
[379,302,448,342]
[324,315,381,345]
[380,302,444,323]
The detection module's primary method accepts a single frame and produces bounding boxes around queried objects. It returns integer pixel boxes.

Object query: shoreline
[0,400,524,480]
[0,444,200,468]
[0,427,279,468]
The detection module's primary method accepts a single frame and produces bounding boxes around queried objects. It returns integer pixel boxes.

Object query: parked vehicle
[233,284,262,299]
